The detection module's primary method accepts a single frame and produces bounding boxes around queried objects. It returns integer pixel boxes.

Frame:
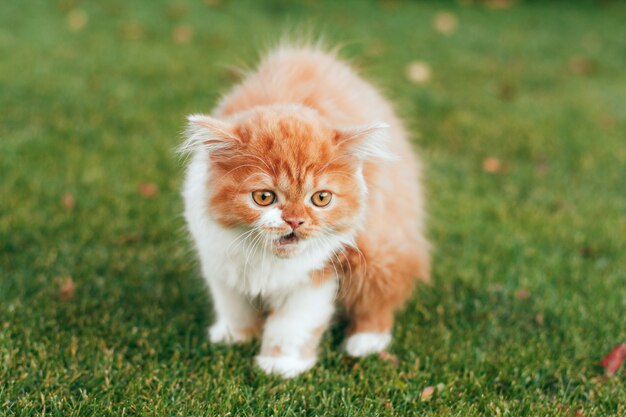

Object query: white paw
[255,355,316,378]
[207,321,251,344]
[344,332,392,357]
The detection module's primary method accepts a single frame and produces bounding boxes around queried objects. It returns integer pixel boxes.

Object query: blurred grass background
[1,0,625,415]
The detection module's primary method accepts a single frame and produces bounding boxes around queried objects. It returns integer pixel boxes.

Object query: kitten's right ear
[179,114,240,155]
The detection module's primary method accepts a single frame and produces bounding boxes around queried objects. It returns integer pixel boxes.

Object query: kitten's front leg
[256,277,337,378]
[206,276,260,344]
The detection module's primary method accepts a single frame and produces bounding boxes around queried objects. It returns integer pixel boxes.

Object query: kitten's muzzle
[283,217,305,231]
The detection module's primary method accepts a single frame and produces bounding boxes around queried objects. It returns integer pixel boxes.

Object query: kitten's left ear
[334,123,396,161]
[179,114,240,155]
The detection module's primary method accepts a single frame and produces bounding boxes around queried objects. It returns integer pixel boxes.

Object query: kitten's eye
[311,191,332,207]
[252,190,276,206]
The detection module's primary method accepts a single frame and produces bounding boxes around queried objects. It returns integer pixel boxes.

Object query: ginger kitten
[181,45,430,377]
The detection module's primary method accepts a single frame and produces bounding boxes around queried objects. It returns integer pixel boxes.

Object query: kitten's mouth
[272,231,304,257]
[277,231,299,246]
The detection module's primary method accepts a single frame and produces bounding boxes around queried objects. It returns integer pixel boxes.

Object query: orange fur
[194,45,429,344]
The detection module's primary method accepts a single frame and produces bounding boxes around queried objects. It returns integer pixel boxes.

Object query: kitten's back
[215,46,398,128]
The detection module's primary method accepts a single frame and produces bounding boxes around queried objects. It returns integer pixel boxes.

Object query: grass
[1,0,625,415]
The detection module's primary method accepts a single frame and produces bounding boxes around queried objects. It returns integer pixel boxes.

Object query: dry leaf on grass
[599,343,626,377]
[514,289,531,300]
[121,22,144,41]
[405,61,431,84]
[379,351,399,367]
[138,182,159,197]
[482,157,502,173]
[569,56,595,75]
[62,193,75,210]
[484,0,516,9]
[535,160,549,177]
[67,9,88,32]
[434,12,458,35]
[59,276,76,301]
[366,40,387,57]
[420,386,435,401]
[172,25,193,44]
[497,83,516,101]
[116,232,141,245]
[167,3,188,19]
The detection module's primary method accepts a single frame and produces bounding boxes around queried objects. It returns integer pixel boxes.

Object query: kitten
[181,45,430,377]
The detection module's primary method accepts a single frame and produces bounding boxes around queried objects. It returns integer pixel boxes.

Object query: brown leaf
[62,193,75,210]
[121,22,144,41]
[482,157,502,173]
[405,61,431,84]
[420,386,435,401]
[598,115,616,130]
[59,276,76,301]
[579,245,594,258]
[569,56,595,75]
[515,288,531,300]
[535,160,549,177]
[366,40,387,57]
[599,343,626,377]
[138,182,159,197]
[434,11,458,35]
[484,0,516,9]
[379,351,399,367]
[497,83,516,101]
[67,9,88,32]
[172,25,193,44]
[116,232,141,245]
[167,3,189,20]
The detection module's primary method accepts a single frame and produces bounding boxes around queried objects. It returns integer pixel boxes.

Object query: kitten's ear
[334,123,396,161]
[179,114,240,154]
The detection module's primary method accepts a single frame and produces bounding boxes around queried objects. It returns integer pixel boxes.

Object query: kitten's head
[183,105,390,258]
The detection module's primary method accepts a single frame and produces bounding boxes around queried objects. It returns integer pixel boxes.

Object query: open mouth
[277,231,299,246]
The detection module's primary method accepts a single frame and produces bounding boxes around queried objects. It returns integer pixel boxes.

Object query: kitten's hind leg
[206,277,260,344]
[343,306,394,357]
[341,244,424,357]
[255,278,337,378]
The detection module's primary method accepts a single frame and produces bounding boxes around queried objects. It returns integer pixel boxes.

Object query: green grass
[1,0,625,415]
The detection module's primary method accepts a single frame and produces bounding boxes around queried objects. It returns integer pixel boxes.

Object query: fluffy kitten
[181,45,430,377]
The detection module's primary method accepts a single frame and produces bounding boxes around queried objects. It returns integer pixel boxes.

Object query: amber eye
[311,191,332,207]
[252,190,276,206]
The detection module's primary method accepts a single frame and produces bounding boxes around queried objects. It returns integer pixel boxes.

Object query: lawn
[1,0,625,415]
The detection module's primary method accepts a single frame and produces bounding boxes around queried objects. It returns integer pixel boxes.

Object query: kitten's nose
[283,217,305,230]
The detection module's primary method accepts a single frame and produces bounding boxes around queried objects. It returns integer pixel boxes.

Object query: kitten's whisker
[226,227,259,255]
[315,234,344,302]
[320,228,357,300]
[243,230,264,278]
[260,233,272,282]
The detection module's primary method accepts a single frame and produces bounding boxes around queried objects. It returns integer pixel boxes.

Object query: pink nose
[283,218,305,230]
